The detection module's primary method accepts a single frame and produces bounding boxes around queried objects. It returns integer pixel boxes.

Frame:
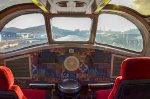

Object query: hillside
[2,25,89,39]
[3,25,46,34]
[2,25,141,40]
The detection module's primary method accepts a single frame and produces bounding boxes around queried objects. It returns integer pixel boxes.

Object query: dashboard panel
[0,47,127,88]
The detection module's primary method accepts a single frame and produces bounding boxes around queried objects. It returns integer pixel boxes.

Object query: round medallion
[64,56,79,71]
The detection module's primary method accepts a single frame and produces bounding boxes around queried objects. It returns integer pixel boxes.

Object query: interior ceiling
[49,0,95,13]
[0,0,31,11]
[0,0,150,15]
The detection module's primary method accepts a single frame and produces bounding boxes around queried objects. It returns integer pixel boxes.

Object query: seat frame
[0,91,19,99]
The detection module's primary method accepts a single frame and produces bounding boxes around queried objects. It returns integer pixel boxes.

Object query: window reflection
[0,13,48,53]
[96,14,143,52]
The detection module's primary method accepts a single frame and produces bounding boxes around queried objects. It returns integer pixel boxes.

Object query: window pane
[96,14,143,52]
[51,17,91,41]
[0,13,48,53]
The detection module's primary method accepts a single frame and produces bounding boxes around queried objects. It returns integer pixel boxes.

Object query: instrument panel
[0,47,126,88]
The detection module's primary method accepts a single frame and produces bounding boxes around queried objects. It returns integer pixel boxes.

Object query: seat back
[115,80,150,99]
[0,66,14,91]
[0,66,26,99]
[108,57,150,99]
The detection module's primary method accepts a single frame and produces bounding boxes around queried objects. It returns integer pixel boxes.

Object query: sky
[4,13,137,32]
[5,14,45,29]
[97,14,137,32]
[51,17,92,31]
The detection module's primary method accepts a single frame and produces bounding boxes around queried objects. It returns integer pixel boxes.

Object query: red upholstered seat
[0,66,48,99]
[0,66,27,99]
[22,89,46,99]
[121,57,150,80]
[96,89,112,99]
[96,57,150,99]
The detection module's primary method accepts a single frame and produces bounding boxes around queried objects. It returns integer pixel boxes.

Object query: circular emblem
[64,56,79,71]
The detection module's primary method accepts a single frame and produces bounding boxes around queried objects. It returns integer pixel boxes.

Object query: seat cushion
[96,89,112,99]
[108,76,122,99]
[10,85,27,99]
[22,89,46,99]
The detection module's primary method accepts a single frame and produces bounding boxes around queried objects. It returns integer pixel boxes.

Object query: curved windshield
[96,14,143,52]
[51,17,92,41]
[0,13,48,53]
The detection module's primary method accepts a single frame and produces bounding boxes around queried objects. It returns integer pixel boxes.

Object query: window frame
[0,12,48,53]
[95,11,146,53]
[50,17,92,42]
